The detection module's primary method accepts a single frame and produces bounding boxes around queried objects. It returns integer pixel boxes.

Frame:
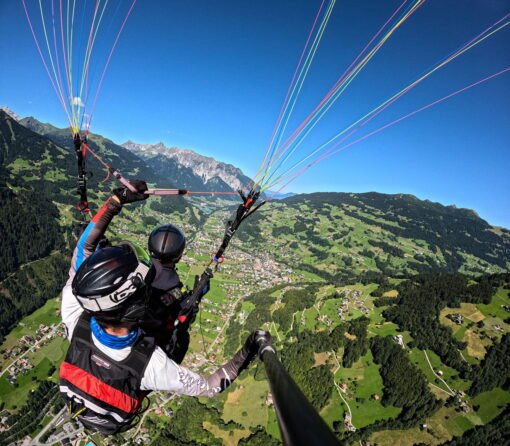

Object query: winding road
[423,350,455,397]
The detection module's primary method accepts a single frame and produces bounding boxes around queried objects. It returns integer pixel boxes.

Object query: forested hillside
[0,111,75,339]
[239,192,510,279]
[0,110,194,339]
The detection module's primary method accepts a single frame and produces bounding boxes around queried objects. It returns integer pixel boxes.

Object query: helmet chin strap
[153,257,177,269]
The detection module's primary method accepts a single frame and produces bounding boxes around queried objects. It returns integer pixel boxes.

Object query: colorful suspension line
[265,66,510,197]
[22,0,73,128]
[260,0,426,190]
[311,66,510,166]
[249,0,335,192]
[86,0,137,130]
[258,0,336,181]
[257,0,328,176]
[261,10,510,192]
[22,0,137,134]
[254,0,426,191]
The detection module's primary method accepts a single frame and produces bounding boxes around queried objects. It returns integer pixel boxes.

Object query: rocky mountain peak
[0,106,21,122]
[122,140,252,193]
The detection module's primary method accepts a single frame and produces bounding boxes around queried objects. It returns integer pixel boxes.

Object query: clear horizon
[1,0,509,227]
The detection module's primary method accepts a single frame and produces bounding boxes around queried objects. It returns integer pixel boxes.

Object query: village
[1,321,64,385]
[179,223,298,367]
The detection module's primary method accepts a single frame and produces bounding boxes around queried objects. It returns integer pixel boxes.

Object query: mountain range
[122,140,252,194]
[2,107,509,282]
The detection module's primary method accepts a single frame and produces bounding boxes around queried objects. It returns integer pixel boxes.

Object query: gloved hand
[191,272,211,299]
[244,330,274,358]
[113,179,148,204]
[185,276,210,325]
[201,276,210,297]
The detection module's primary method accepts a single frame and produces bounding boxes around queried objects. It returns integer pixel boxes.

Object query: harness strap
[212,188,265,264]
[73,133,90,214]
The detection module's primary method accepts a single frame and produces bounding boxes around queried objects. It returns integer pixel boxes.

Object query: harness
[59,313,155,435]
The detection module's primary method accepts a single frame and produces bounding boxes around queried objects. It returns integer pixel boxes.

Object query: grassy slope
[0,298,66,410]
[240,195,510,279]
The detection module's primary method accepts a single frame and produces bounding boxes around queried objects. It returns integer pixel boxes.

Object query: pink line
[51,0,67,113]
[261,0,326,169]
[87,0,137,129]
[83,1,103,125]
[266,0,412,167]
[59,0,73,113]
[270,67,510,195]
[84,0,101,79]
[79,0,101,129]
[21,0,70,122]
[320,67,510,161]
[307,11,510,165]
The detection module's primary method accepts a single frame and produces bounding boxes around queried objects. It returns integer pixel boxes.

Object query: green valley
[0,109,509,445]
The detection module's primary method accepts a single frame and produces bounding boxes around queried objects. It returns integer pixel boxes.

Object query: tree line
[0,380,60,444]
[379,273,499,375]
[469,333,510,396]
[0,253,69,341]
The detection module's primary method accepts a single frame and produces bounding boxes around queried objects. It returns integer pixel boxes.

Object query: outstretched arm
[69,197,122,277]
[141,331,273,396]
[62,180,148,337]
[62,196,122,337]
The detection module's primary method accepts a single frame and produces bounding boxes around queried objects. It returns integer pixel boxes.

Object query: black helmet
[72,242,153,323]
[148,224,186,263]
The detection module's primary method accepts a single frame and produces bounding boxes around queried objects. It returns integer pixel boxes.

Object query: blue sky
[1,0,509,227]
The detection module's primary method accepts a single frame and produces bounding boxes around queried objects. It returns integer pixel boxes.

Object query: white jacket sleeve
[140,347,218,395]
[141,337,257,397]
[61,282,83,340]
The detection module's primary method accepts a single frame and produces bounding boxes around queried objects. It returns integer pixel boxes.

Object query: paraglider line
[261,0,425,188]
[319,66,510,162]
[265,0,336,176]
[252,0,336,192]
[87,0,137,130]
[259,0,424,188]
[59,0,75,128]
[265,66,510,195]
[22,0,73,127]
[257,0,326,176]
[264,13,509,189]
